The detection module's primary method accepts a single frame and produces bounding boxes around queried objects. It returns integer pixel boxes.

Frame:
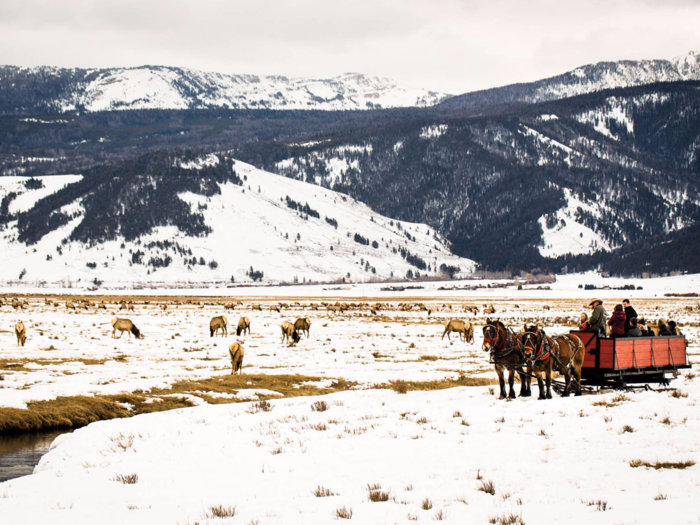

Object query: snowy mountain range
[0,156,474,287]
[440,50,700,110]
[0,66,448,114]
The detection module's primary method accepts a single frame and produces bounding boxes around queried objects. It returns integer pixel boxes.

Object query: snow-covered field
[1,378,699,524]
[1,277,698,523]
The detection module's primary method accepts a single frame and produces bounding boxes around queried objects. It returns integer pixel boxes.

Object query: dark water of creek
[0,431,70,483]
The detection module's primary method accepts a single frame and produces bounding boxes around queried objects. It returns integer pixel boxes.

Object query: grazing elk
[281,321,301,345]
[15,321,27,347]
[237,317,251,336]
[441,320,474,343]
[229,342,245,375]
[111,318,143,339]
[210,315,228,337]
[294,317,311,338]
[484,304,496,315]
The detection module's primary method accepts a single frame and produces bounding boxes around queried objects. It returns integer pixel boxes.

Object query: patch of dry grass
[335,506,353,519]
[489,513,525,524]
[0,394,193,435]
[629,459,695,470]
[384,375,496,394]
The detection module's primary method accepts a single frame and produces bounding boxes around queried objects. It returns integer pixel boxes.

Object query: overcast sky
[1,0,699,94]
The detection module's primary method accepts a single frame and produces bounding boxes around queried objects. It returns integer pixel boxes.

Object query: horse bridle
[483,324,501,349]
[522,329,545,364]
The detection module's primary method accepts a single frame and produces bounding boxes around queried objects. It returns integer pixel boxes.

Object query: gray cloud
[0,0,698,94]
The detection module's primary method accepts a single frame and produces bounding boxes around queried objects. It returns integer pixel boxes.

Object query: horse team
[482,318,585,400]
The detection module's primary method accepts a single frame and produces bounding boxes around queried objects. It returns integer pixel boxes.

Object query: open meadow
[1,277,699,524]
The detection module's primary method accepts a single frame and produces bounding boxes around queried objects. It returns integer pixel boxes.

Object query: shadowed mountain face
[242,82,700,272]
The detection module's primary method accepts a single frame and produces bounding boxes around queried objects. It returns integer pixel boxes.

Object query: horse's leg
[508,368,516,399]
[545,362,553,399]
[563,365,572,397]
[496,365,506,399]
[536,370,545,400]
[517,367,528,397]
[574,365,583,396]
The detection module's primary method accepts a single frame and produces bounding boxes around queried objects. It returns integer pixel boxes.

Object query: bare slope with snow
[0,160,474,288]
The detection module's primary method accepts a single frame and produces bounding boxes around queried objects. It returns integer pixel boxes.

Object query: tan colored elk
[111,318,143,339]
[237,316,251,336]
[229,342,245,374]
[442,320,474,343]
[294,317,311,338]
[210,315,228,337]
[15,321,27,347]
[281,321,301,345]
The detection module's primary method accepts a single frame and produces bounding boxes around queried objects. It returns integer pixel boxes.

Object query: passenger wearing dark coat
[608,304,626,338]
[588,299,606,336]
[657,320,673,336]
[622,299,637,335]
[626,317,642,337]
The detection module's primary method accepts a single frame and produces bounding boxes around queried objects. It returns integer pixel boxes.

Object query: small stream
[0,431,69,483]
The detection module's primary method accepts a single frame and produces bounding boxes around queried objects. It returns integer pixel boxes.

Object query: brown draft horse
[519,325,555,399]
[482,319,529,399]
[520,325,585,398]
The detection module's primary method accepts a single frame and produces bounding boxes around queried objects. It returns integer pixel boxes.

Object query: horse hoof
[575,392,583,397]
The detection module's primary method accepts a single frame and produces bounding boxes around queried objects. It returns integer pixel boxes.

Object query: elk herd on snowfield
[5,296,669,399]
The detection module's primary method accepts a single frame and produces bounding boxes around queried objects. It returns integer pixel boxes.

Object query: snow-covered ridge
[0,161,475,287]
[2,66,449,113]
[443,50,700,109]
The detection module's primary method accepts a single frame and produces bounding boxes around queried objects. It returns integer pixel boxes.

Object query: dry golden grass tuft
[670,390,688,398]
[592,393,630,407]
[488,513,525,524]
[585,500,610,511]
[311,400,329,412]
[421,498,433,510]
[113,473,139,484]
[312,486,336,497]
[367,483,390,502]
[335,506,353,519]
[478,480,496,495]
[206,505,237,518]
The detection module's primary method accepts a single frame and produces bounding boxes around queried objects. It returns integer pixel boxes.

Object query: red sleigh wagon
[569,331,690,387]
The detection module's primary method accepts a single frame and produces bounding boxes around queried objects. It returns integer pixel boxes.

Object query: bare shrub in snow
[311,400,329,412]
[312,486,336,497]
[478,480,496,495]
[206,505,237,518]
[113,473,138,484]
[335,506,353,519]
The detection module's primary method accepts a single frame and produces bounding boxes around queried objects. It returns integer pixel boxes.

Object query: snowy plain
[0,275,698,523]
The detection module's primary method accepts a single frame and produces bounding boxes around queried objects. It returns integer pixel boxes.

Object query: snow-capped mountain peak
[0,65,449,114]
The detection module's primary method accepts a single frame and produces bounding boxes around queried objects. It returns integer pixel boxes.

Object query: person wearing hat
[588,299,607,337]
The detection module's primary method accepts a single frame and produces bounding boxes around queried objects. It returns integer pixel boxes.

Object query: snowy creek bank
[0,430,69,483]
[1,382,699,524]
